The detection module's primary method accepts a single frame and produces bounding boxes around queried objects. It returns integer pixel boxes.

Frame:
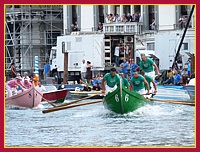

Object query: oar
[42,100,102,114]
[56,93,101,107]
[42,97,57,107]
[148,98,195,106]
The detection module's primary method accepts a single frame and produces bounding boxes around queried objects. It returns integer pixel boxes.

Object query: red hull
[42,89,69,102]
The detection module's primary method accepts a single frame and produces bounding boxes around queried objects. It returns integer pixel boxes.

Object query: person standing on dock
[81,59,87,81]
[140,54,161,79]
[185,58,191,78]
[102,68,120,95]
[10,62,16,78]
[85,61,93,84]
[129,72,150,95]
[43,61,50,80]
[120,58,129,78]
[129,59,140,77]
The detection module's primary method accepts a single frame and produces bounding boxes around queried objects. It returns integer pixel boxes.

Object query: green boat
[103,81,148,114]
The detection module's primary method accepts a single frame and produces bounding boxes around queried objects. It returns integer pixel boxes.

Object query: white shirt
[22,76,30,82]
[81,63,87,73]
[36,85,46,92]
[114,46,120,56]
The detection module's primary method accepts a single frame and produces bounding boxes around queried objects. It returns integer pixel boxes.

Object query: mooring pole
[63,52,68,84]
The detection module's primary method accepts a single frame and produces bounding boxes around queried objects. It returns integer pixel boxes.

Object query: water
[5,88,195,147]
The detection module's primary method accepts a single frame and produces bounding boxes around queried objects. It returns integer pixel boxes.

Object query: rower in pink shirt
[23,78,32,89]
[6,76,26,97]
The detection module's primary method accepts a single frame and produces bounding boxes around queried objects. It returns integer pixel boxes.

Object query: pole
[172,5,195,69]
[63,52,68,84]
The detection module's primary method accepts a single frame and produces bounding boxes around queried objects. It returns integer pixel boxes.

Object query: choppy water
[5,88,195,147]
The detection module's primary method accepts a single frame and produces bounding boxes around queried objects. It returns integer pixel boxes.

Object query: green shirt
[144,75,153,90]
[140,57,154,72]
[104,73,120,87]
[121,77,130,88]
[130,75,145,91]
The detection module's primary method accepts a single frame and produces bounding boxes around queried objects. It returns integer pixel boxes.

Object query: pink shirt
[23,82,32,89]
[7,80,17,88]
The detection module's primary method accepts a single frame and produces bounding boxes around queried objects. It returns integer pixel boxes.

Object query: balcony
[103,22,143,35]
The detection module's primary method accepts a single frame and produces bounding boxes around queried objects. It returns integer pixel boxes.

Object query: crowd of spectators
[96,12,142,32]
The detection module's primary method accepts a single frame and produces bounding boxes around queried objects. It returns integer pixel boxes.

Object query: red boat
[42,89,69,103]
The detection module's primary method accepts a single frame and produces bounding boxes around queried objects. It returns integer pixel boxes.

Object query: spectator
[92,82,101,91]
[174,70,182,85]
[134,13,140,22]
[126,13,132,22]
[114,44,121,67]
[114,14,121,23]
[121,14,127,22]
[163,67,174,85]
[177,15,184,29]
[150,18,156,30]
[120,58,129,78]
[104,13,109,23]
[82,83,91,91]
[185,58,191,77]
[85,61,93,84]
[97,22,103,32]
[130,59,139,77]
[108,13,114,23]
[10,62,16,78]
[74,21,80,31]
[43,61,50,80]
[81,59,87,81]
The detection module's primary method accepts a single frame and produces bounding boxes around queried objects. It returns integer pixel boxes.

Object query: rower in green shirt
[140,54,161,78]
[102,68,120,95]
[140,71,157,95]
[129,72,150,95]
[119,73,130,88]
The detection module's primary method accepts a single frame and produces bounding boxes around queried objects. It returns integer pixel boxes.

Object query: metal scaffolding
[5,5,63,77]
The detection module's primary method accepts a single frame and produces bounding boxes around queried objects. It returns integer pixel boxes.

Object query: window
[147,42,155,50]
[182,42,188,50]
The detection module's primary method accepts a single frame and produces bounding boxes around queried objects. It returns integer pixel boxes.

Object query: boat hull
[42,89,69,103]
[103,86,147,114]
[6,85,43,108]
[184,85,195,100]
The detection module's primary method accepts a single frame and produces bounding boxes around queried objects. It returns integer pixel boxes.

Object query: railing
[103,22,143,35]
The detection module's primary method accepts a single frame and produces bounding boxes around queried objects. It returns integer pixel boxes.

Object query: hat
[24,78,29,81]
[16,76,22,79]
[133,72,138,75]
[140,53,146,57]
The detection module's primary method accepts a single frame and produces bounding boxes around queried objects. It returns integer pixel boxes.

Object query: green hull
[103,85,147,114]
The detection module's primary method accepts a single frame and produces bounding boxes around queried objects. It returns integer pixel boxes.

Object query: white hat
[16,76,22,80]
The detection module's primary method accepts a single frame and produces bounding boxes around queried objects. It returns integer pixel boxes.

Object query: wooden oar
[42,97,57,107]
[148,98,195,106]
[56,93,101,107]
[42,100,102,114]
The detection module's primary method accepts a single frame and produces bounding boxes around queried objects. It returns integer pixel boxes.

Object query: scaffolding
[5,5,63,77]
